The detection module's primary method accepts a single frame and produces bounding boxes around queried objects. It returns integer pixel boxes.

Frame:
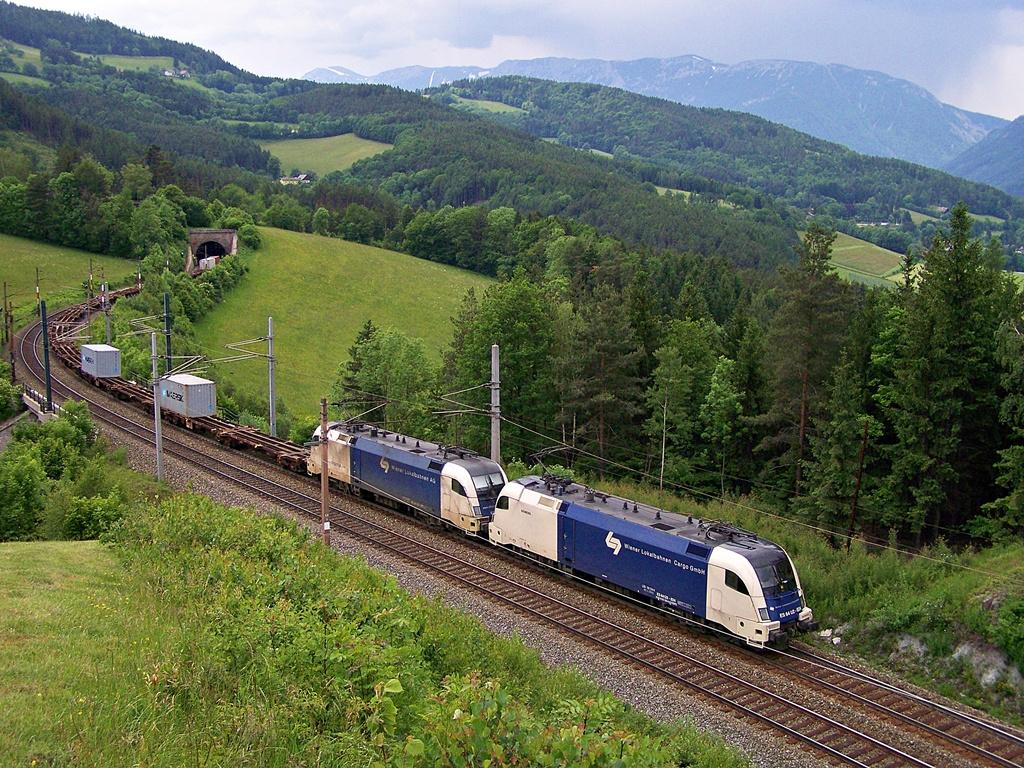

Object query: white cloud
[941,10,1024,119]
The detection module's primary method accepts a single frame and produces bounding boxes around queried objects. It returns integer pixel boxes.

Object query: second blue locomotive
[309,420,507,533]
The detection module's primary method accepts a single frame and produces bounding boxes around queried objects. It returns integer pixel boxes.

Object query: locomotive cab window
[725,570,750,595]
[474,472,505,491]
[451,479,467,496]
[755,558,796,596]
[496,496,509,510]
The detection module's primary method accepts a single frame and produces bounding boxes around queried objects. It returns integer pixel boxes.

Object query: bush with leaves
[0,360,22,421]
[0,401,131,541]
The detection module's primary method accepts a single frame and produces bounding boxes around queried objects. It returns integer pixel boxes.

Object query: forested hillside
[0,0,249,77]
[431,77,1024,262]
[308,55,1008,171]
[943,116,1024,199]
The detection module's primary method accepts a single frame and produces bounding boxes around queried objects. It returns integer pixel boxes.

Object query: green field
[96,54,174,72]
[452,95,527,115]
[904,208,940,226]
[0,71,48,87]
[827,231,903,286]
[0,233,137,317]
[193,228,493,415]
[259,134,392,176]
[7,42,42,71]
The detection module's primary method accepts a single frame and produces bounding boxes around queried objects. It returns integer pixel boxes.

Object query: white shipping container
[161,374,217,418]
[81,344,121,378]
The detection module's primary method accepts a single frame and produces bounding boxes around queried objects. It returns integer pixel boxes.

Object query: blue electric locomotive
[309,420,507,533]
[490,475,817,647]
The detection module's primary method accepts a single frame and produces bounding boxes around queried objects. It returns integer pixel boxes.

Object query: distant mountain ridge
[942,116,1024,198]
[304,55,1008,170]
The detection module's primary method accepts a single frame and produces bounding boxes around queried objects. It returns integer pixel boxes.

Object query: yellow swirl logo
[380,457,390,473]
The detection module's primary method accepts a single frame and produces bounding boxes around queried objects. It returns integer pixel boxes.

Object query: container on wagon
[160,374,216,418]
[80,344,121,378]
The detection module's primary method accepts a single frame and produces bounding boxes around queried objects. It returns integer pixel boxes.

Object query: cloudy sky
[24,0,1024,119]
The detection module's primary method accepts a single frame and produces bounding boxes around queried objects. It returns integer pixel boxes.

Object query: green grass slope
[0,233,137,320]
[259,133,392,177]
[0,540,129,763]
[827,232,903,287]
[193,228,493,416]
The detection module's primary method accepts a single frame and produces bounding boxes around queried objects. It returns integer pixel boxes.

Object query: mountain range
[305,56,1011,177]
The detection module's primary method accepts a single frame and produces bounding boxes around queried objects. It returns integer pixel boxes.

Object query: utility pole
[40,299,52,411]
[4,283,14,382]
[320,397,331,547]
[659,396,668,491]
[163,293,172,375]
[268,317,277,437]
[102,282,111,344]
[490,344,500,464]
[152,333,164,483]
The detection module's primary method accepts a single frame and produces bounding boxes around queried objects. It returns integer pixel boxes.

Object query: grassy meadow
[193,228,494,416]
[259,134,392,176]
[0,499,744,767]
[827,231,903,286]
[95,54,174,72]
[0,234,137,323]
[451,95,527,115]
[0,540,145,765]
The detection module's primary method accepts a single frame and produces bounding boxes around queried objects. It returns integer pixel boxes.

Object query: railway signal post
[151,333,164,482]
[320,397,330,547]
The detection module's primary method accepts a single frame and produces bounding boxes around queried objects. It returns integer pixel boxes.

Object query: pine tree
[874,203,1018,541]
[760,223,852,496]
[563,283,643,478]
[701,356,743,497]
[981,321,1024,539]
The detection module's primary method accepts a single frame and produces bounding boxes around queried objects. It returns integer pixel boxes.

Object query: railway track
[14,299,1024,767]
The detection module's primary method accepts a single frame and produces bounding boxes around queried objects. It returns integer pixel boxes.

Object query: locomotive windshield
[472,471,506,499]
[754,558,797,596]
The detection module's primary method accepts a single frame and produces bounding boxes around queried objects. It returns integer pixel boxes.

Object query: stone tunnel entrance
[195,240,227,259]
[186,229,238,273]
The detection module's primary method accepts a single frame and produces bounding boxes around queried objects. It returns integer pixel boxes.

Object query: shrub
[237,222,261,249]
[995,595,1024,672]
[64,494,124,540]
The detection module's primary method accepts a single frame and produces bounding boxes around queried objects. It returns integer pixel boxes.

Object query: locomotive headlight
[759,608,769,621]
